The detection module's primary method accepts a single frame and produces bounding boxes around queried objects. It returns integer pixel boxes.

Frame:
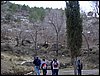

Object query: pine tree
[65,1,83,75]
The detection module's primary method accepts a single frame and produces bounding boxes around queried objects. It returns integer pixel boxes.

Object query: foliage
[21,4,30,11]
[65,1,83,58]
[29,7,45,22]
[5,13,14,22]
[9,3,17,13]
[3,2,45,23]
[3,2,46,24]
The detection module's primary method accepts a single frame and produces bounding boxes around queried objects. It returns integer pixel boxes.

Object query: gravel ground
[24,69,99,75]
[46,69,99,75]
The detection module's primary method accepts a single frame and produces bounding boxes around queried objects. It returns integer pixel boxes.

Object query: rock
[65,63,71,67]
[21,61,33,66]
[60,63,66,69]
[1,43,13,52]
[1,55,5,59]
[21,61,26,65]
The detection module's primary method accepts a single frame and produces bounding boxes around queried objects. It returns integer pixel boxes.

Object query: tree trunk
[82,33,90,56]
[56,33,59,56]
[73,57,77,75]
[35,30,38,55]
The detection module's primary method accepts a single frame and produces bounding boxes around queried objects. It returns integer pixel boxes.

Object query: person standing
[41,59,47,75]
[77,59,83,75]
[52,58,60,75]
[33,56,41,75]
[50,59,55,75]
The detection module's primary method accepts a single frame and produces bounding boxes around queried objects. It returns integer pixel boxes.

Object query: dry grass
[1,47,99,75]
[1,51,33,75]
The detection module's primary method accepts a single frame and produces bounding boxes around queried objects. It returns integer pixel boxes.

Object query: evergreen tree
[65,1,82,75]
[21,4,27,11]
[9,3,17,13]
[29,7,45,23]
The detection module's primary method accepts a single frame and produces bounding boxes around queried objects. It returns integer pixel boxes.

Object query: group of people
[33,56,82,75]
[33,56,60,75]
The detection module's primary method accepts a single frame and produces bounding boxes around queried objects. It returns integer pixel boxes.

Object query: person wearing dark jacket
[77,59,83,75]
[50,59,55,75]
[33,56,41,75]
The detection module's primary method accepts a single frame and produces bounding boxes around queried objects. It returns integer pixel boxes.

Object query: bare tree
[12,21,27,47]
[27,22,42,55]
[90,1,99,17]
[40,27,52,43]
[48,9,65,56]
[82,33,90,56]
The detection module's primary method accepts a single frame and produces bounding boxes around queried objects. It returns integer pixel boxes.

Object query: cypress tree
[65,1,83,75]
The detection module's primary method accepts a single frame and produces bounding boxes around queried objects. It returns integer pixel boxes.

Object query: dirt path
[25,69,99,75]
[21,61,99,75]
[46,69,99,75]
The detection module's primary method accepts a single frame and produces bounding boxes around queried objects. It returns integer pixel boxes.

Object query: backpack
[53,61,58,68]
[42,63,47,69]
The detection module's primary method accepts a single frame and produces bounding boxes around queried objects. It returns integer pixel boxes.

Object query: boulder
[21,61,33,66]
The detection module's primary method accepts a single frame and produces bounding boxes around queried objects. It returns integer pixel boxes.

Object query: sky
[10,1,93,13]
